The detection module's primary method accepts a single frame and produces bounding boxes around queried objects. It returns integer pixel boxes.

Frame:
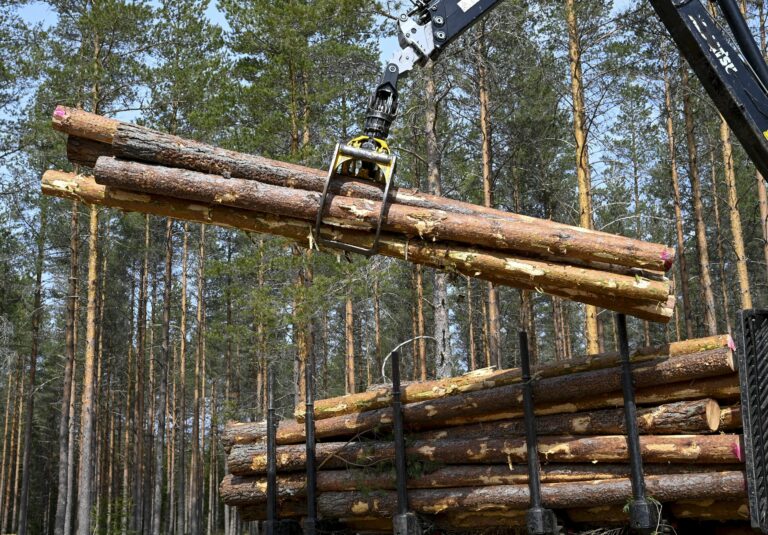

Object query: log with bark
[47,105,679,321]
[222,347,735,446]
[294,334,733,421]
[670,499,750,521]
[219,464,742,506]
[227,434,744,476]
[411,399,721,440]
[441,373,741,429]
[92,156,672,286]
[224,398,722,457]
[52,107,674,272]
[235,471,746,520]
[41,170,675,322]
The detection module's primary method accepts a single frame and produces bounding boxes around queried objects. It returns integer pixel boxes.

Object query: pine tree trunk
[710,142,733,335]
[94,218,110,535]
[476,24,502,370]
[190,224,206,535]
[166,342,176,535]
[466,277,477,371]
[481,294,491,367]
[373,278,382,381]
[565,0,599,354]
[720,118,753,309]
[0,370,15,534]
[75,205,99,535]
[177,223,189,534]
[424,61,452,377]
[65,350,77,535]
[17,202,47,535]
[663,62,694,339]
[679,68,718,335]
[0,369,14,534]
[256,239,266,415]
[152,219,172,535]
[415,266,427,381]
[9,370,23,533]
[122,278,134,535]
[54,202,78,535]
[345,292,356,394]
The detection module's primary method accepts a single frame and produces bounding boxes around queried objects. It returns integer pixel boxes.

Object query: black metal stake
[616,313,658,534]
[391,351,420,535]
[304,353,317,535]
[264,367,278,535]
[519,331,558,535]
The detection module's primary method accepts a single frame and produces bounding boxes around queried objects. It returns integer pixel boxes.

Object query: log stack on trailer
[220,334,752,530]
[41,106,768,532]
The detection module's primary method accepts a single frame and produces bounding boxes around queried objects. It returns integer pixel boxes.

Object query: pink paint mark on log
[727,335,736,351]
[53,106,67,119]
[732,440,743,462]
[661,249,674,271]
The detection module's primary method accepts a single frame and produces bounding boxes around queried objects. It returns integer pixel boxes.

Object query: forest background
[0,0,765,534]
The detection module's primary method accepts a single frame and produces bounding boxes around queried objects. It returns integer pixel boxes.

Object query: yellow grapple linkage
[313,136,397,256]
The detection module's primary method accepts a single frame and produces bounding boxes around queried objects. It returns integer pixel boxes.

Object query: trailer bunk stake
[616,313,659,534]
[520,331,559,535]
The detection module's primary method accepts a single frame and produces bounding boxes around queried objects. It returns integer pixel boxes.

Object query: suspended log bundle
[221,334,749,529]
[43,106,679,321]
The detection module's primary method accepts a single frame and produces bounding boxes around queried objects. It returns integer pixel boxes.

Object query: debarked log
[235,471,746,519]
[219,464,742,506]
[223,348,735,446]
[294,334,733,422]
[227,434,744,476]
[52,106,675,272]
[41,171,674,322]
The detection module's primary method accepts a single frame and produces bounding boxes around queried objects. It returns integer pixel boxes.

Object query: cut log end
[52,107,118,144]
[705,398,722,431]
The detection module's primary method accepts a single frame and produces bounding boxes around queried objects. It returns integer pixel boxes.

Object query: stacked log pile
[42,105,678,321]
[220,334,750,530]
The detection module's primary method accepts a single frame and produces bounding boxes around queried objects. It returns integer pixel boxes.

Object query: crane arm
[651,0,768,179]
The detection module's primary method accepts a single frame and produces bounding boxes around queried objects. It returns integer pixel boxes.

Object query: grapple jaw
[313,137,397,257]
